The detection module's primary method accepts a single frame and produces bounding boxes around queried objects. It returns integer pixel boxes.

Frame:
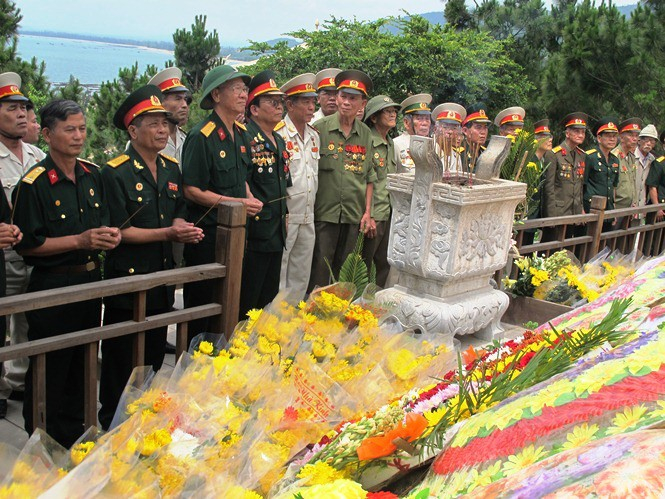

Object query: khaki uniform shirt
[635,147,654,207]
[313,113,377,224]
[275,115,319,225]
[393,132,416,172]
[0,141,45,262]
[542,140,585,217]
[311,108,325,124]
[181,112,251,228]
[369,127,397,221]
[162,126,188,169]
[612,145,639,209]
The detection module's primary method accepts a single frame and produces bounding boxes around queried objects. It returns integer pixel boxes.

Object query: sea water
[17,34,173,85]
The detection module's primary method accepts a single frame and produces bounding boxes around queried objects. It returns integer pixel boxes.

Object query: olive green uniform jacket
[542,141,586,217]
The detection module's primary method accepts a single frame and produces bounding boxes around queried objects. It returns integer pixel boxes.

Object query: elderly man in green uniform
[308,70,377,292]
[311,68,341,123]
[460,103,491,172]
[276,73,320,301]
[181,65,262,342]
[494,107,525,137]
[98,86,203,430]
[362,95,399,287]
[612,118,642,211]
[240,71,291,317]
[583,118,620,217]
[646,130,665,221]
[637,125,658,207]
[541,112,588,241]
[13,99,121,447]
[0,73,45,406]
[393,94,432,172]
[432,102,466,172]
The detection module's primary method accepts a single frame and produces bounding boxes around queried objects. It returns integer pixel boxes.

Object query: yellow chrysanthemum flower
[561,423,600,451]
[606,405,648,435]
[501,445,547,475]
[296,461,347,485]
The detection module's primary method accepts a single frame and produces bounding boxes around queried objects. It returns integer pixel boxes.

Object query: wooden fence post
[213,202,246,339]
[587,195,607,258]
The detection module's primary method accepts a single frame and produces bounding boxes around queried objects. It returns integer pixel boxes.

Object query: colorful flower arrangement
[504,248,639,305]
[409,325,665,498]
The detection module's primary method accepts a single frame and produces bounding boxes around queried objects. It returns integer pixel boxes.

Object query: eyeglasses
[262,97,285,108]
[226,84,249,95]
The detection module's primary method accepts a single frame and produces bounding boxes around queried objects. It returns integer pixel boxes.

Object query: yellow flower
[424,408,446,427]
[227,486,264,499]
[197,340,214,355]
[466,461,502,493]
[650,400,665,420]
[273,479,366,499]
[296,461,347,485]
[501,445,547,475]
[313,291,350,316]
[606,405,648,435]
[139,428,172,456]
[562,423,599,451]
[245,308,263,326]
[529,267,550,287]
[70,441,95,466]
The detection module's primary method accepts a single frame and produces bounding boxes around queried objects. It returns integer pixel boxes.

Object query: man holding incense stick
[98,85,202,429]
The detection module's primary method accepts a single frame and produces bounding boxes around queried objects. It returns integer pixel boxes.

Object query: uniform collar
[42,154,87,184]
[0,139,40,161]
[370,127,390,147]
[330,112,361,137]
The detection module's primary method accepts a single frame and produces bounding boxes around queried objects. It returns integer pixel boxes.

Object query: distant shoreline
[20,31,175,54]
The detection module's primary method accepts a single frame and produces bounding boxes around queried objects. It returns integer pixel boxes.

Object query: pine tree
[173,15,221,92]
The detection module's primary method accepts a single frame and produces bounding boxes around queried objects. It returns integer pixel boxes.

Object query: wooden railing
[0,202,246,432]
[504,195,665,279]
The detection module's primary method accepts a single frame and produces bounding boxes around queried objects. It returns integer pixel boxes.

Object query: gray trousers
[308,221,362,293]
[2,254,30,393]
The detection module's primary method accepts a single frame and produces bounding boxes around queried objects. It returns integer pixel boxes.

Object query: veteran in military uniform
[541,112,588,241]
[148,67,189,167]
[393,94,432,172]
[240,71,291,317]
[362,95,399,287]
[494,107,525,137]
[181,65,262,341]
[13,100,121,447]
[460,103,491,172]
[0,73,45,403]
[276,73,320,300]
[432,102,466,172]
[308,70,377,292]
[646,129,665,221]
[98,86,203,430]
[583,118,620,214]
[311,68,341,123]
[612,118,642,210]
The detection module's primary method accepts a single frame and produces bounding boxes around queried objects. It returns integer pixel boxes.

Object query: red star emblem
[48,169,58,185]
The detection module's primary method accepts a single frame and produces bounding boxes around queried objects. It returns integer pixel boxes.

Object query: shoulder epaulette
[22,166,45,184]
[107,154,130,168]
[586,148,597,155]
[274,120,286,132]
[200,121,216,137]
[158,152,179,164]
[308,123,319,134]
[78,158,99,173]
[178,126,187,134]
[235,120,247,131]
[552,146,562,153]
[657,156,665,163]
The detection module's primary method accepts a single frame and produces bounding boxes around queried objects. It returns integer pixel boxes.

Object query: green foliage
[52,75,90,107]
[243,15,532,110]
[326,233,376,301]
[173,15,221,92]
[85,63,158,164]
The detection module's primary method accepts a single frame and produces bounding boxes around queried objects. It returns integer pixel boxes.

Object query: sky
[18,0,640,46]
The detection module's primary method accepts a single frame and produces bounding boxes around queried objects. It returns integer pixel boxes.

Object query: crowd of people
[0,63,664,449]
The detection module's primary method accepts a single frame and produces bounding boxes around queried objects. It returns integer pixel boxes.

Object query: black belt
[40,261,99,274]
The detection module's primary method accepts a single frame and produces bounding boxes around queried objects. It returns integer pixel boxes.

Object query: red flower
[367,492,398,499]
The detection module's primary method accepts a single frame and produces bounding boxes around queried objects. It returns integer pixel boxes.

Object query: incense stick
[118,202,149,229]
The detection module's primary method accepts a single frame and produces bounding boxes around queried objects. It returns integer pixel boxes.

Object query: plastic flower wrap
[464,429,665,497]
[410,326,665,498]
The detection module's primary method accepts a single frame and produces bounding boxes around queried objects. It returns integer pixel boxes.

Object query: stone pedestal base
[375,285,508,347]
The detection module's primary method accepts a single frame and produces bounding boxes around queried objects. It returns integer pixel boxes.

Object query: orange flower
[357,413,428,460]
[463,345,486,365]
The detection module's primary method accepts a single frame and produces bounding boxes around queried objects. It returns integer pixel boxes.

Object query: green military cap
[335,69,372,97]
[363,95,399,123]
[0,72,29,102]
[593,117,619,136]
[247,70,284,107]
[432,103,466,124]
[463,103,491,126]
[400,94,432,115]
[315,68,342,92]
[494,106,525,128]
[200,65,251,110]
[618,117,643,134]
[533,119,552,136]
[148,67,189,94]
[113,85,168,130]
[281,73,317,98]
[562,112,588,129]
